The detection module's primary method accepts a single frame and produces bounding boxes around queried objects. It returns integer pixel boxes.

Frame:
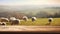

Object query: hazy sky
[0,0,60,6]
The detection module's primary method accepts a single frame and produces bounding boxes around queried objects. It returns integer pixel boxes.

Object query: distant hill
[0,5,60,18]
[0,11,25,19]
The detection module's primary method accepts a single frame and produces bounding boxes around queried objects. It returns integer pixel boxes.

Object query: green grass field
[7,18,60,26]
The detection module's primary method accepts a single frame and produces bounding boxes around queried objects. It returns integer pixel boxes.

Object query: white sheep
[11,19,20,25]
[0,22,6,25]
[16,19,20,23]
[48,17,53,24]
[9,17,20,25]
[0,17,9,22]
[10,17,16,20]
[23,16,28,21]
[32,17,37,22]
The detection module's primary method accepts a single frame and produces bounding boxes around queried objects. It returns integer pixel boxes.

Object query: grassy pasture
[6,18,60,26]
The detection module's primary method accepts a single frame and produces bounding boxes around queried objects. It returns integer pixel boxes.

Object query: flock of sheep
[0,16,53,25]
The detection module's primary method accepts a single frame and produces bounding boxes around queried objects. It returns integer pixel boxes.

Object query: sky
[0,0,60,6]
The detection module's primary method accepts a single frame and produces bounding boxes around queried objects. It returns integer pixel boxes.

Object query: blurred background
[0,0,60,18]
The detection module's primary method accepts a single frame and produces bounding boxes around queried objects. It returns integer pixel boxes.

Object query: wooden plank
[0,26,60,33]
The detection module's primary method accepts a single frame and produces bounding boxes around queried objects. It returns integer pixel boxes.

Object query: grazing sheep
[0,17,9,22]
[23,16,28,21]
[10,19,20,25]
[32,17,37,22]
[16,19,20,23]
[9,17,16,22]
[10,17,16,20]
[48,17,53,25]
[9,17,20,25]
[0,22,6,25]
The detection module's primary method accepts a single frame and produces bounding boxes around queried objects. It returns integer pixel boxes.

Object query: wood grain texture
[0,26,60,33]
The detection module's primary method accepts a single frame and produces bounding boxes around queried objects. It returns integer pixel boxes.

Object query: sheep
[10,19,20,25]
[9,17,20,25]
[22,16,28,21]
[0,22,6,25]
[32,17,37,22]
[16,19,20,23]
[9,17,16,20]
[9,17,16,22]
[0,17,9,22]
[48,17,53,25]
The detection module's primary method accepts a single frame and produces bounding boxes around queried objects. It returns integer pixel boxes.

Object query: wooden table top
[0,26,60,33]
